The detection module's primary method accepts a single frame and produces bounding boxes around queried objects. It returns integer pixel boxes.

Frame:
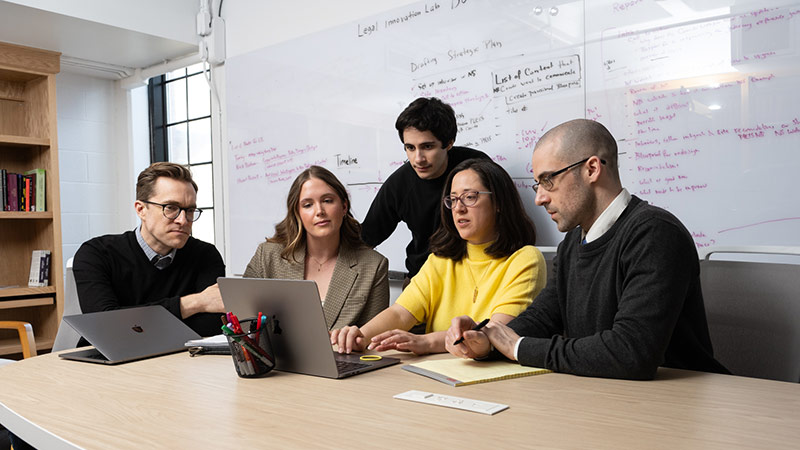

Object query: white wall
[3,0,198,44]
[56,72,141,271]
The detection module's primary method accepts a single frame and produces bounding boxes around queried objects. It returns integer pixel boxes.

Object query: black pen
[453,318,490,345]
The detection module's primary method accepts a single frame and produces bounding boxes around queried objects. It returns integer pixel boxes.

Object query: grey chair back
[699,247,800,383]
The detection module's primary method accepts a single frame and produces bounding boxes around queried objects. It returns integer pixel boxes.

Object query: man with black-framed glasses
[73,162,226,339]
[447,119,728,380]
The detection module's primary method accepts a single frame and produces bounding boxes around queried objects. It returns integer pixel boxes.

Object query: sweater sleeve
[514,218,697,380]
[360,174,402,248]
[486,246,545,317]
[193,241,225,293]
[73,239,126,314]
[506,249,565,342]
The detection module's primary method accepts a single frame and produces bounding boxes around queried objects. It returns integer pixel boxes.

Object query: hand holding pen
[445,316,494,360]
[453,318,490,345]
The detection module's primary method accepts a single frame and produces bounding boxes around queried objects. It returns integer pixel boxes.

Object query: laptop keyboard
[83,350,109,361]
[336,359,370,373]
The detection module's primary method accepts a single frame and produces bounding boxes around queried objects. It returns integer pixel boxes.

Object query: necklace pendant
[473,288,478,303]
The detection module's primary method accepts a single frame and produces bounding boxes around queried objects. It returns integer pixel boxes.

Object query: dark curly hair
[395,97,457,147]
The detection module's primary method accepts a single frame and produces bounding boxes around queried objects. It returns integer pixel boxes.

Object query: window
[149,63,215,244]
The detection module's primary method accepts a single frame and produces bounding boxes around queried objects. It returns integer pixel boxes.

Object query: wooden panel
[0,290,55,302]
[0,68,40,83]
[0,78,26,100]
[0,135,50,146]
[0,99,27,135]
[0,212,54,220]
[0,144,51,176]
[24,76,51,138]
[0,42,60,75]
[0,337,53,356]
[0,300,57,343]
[0,221,54,287]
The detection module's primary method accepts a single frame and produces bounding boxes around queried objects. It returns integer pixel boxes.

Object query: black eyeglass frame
[141,200,203,222]
[532,157,606,193]
[443,190,493,209]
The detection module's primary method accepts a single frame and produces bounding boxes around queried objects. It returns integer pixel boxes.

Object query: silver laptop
[218,277,400,378]
[59,305,201,365]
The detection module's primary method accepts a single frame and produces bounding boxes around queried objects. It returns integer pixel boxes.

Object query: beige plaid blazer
[242,241,389,330]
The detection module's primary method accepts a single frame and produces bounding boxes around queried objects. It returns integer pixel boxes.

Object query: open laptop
[218,277,400,378]
[59,305,201,365]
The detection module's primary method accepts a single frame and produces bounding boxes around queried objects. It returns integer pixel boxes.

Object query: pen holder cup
[225,317,275,378]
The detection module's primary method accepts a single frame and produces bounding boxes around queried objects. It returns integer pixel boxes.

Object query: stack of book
[28,250,52,287]
[1,168,46,212]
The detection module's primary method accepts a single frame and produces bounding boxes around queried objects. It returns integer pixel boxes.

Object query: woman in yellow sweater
[331,158,546,354]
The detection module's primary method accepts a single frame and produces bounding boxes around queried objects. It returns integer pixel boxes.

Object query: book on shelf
[1,169,44,212]
[6,172,18,211]
[24,168,45,211]
[402,358,551,387]
[23,174,31,211]
[28,250,51,287]
[0,168,6,211]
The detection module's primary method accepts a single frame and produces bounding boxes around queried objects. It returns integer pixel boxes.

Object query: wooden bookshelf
[0,42,63,358]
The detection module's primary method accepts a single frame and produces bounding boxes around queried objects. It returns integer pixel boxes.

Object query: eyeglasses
[443,191,492,209]
[142,200,203,222]
[532,157,606,193]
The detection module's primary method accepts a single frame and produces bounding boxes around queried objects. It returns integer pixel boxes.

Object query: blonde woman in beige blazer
[243,166,389,330]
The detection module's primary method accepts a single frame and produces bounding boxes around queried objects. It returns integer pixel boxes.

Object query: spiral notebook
[403,358,551,386]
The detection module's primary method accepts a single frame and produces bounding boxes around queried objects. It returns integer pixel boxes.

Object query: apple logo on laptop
[131,325,144,333]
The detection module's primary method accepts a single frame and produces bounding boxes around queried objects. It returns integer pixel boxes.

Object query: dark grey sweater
[510,196,728,379]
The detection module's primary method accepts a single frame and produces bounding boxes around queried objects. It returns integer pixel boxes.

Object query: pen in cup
[453,318,490,346]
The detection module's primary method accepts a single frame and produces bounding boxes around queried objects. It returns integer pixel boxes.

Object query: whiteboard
[224,0,800,274]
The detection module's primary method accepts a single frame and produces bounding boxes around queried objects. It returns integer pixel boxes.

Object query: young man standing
[361,97,489,280]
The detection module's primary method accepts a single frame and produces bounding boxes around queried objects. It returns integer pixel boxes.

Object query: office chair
[0,321,37,367]
[699,246,800,383]
[51,257,81,352]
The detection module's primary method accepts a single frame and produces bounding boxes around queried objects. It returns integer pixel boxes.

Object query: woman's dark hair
[268,165,365,261]
[429,158,537,260]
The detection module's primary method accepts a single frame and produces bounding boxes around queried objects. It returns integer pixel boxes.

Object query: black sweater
[360,146,489,276]
[510,196,729,379]
[73,230,225,337]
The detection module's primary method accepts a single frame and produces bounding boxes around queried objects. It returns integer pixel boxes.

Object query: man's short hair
[136,162,198,202]
[395,97,458,147]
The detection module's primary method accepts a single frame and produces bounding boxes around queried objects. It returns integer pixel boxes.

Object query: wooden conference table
[0,350,798,449]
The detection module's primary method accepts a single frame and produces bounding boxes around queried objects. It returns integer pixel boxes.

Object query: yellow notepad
[403,358,551,386]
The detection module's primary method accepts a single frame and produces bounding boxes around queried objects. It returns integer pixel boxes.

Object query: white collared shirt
[582,188,632,244]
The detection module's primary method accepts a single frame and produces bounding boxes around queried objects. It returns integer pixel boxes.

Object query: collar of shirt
[135,225,176,269]
[582,188,632,244]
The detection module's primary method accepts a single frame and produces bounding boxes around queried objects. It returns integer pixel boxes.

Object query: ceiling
[0,0,198,79]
